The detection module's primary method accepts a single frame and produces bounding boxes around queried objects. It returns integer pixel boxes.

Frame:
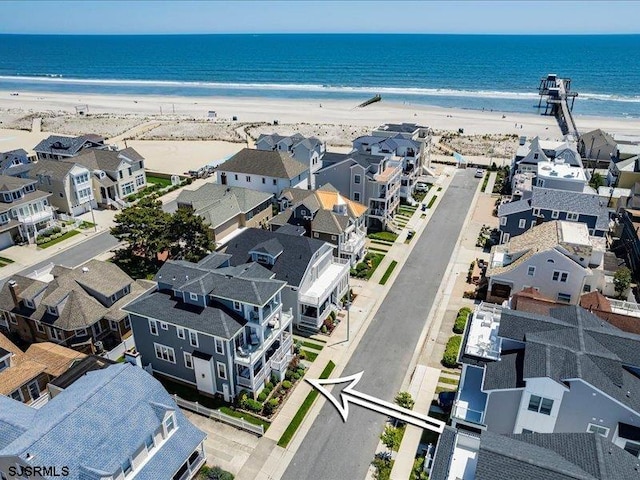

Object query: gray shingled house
[123,252,293,400]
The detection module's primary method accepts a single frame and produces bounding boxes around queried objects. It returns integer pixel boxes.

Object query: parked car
[475,168,484,178]
[437,391,456,413]
[415,182,429,192]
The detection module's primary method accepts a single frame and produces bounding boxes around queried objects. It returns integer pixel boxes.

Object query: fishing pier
[537,74,579,138]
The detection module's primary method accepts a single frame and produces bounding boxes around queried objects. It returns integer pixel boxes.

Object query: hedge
[442,335,462,368]
[453,307,473,334]
[426,195,437,209]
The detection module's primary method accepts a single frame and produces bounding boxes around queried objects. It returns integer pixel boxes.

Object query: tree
[380,425,403,451]
[589,172,605,190]
[394,391,415,410]
[168,207,213,262]
[614,267,632,298]
[111,197,171,261]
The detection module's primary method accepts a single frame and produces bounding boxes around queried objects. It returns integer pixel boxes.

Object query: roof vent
[25,453,33,461]
[627,391,631,397]
[82,267,89,273]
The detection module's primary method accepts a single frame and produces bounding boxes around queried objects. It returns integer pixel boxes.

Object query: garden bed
[37,230,80,248]
[379,260,398,285]
[350,252,385,280]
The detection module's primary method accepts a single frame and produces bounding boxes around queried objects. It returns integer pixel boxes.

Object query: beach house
[0,149,33,178]
[175,183,273,244]
[0,363,207,480]
[578,128,618,164]
[271,184,368,265]
[28,159,96,216]
[0,175,54,249]
[498,187,610,243]
[256,133,325,188]
[123,252,294,399]
[511,136,583,179]
[486,221,614,305]
[33,134,105,160]
[315,152,401,232]
[450,302,640,460]
[0,259,154,354]
[216,148,310,196]
[223,228,350,332]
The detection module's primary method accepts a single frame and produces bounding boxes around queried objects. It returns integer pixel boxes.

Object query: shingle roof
[28,158,78,179]
[429,426,459,480]
[33,135,103,156]
[0,260,150,331]
[69,148,138,172]
[224,228,327,287]
[0,175,35,191]
[219,148,308,179]
[124,291,247,339]
[485,306,640,413]
[476,431,640,480]
[0,363,206,480]
[531,188,610,230]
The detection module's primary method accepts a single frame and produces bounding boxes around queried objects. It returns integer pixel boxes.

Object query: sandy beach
[1,89,639,174]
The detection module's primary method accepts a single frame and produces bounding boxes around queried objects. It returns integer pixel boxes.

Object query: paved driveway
[282,169,479,480]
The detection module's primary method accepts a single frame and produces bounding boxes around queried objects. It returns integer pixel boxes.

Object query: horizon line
[0,32,639,36]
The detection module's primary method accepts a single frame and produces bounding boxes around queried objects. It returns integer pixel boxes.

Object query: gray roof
[176,183,272,228]
[28,158,79,179]
[223,228,328,287]
[33,135,103,156]
[0,174,35,191]
[275,224,306,236]
[484,306,640,413]
[0,260,150,331]
[68,147,143,172]
[218,148,308,180]
[124,291,247,339]
[0,363,206,480]
[476,431,640,480]
[429,426,459,480]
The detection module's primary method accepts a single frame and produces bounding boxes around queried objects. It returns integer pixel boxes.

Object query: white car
[475,169,484,178]
[415,182,429,192]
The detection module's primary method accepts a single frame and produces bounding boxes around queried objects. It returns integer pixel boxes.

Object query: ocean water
[0,34,638,117]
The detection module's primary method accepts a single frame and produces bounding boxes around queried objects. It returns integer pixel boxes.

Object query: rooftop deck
[464,302,502,360]
[453,365,488,426]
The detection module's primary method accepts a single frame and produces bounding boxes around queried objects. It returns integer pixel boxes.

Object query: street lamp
[345,281,351,343]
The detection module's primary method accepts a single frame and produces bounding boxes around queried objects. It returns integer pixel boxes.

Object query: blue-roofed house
[497,186,610,244]
[0,150,33,178]
[0,363,206,480]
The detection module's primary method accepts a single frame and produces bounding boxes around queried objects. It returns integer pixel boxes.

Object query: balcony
[452,365,488,426]
[464,303,502,361]
[174,449,206,480]
[17,206,54,225]
[235,310,293,366]
[248,300,281,325]
[298,258,349,306]
[236,332,293,389]
[342,231,366,254]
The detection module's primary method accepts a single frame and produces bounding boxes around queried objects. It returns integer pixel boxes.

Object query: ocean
[0,34,638,117]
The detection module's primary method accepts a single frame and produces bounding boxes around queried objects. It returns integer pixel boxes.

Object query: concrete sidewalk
[236,168,460,480]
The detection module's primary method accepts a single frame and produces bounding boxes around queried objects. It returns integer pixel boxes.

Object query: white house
[217,148,310,196]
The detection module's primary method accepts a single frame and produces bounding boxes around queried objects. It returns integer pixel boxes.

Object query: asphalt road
[282,169,479,480]
[0,231,121,287]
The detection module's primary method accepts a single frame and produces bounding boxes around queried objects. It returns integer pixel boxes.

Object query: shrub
[380,425,403,451]
[321,325,328,334]
[442,335,462,368]
[201,465,235,480]
[265,381,274,391]
[299,351,307,360]
[293,372,302,380]
[285,370,295,381]
[257,392,267,402]
[394,392,415,410]
[263,398,279,416]
[244,399,263,413]
[282,380,292,390]
[453,313,468,334]
[371,452,393,480]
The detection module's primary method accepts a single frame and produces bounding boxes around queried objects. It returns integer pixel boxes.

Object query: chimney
[8,280,19,309]
[124,349,142,368]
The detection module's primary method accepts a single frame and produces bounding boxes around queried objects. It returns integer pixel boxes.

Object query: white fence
[172,395,265,436]
[104,336,136,361]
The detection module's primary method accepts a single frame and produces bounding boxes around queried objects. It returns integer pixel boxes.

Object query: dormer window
[122,458,133,476]
[233,301,241,311]
[165,413,176,434]
[47,305,57,316]
[24,299,34,309]
[189,292,198,301]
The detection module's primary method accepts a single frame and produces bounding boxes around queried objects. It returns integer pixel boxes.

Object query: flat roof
[537,161,586,181]
[559,221,590,246]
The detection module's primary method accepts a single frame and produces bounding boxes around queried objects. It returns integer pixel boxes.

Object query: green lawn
[146,175,172,187]
[379,260,398,285]
[78,221,95,229]
[367,231,398,242]
[438,376,460,385]
[351,252,385,280]
[38,230,81,249]
[435,386,457,394]
[368,247,389,253]
[369,239,394,246]
[220,406,270,431]
[302,350,319,362]
[301,341,324,351]
[277,360,336,448]
[481,172,490,192]
[0,256,15,268]
[426,195,437,209]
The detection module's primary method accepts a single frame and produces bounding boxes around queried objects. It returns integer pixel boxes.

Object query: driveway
[282,169,479,480]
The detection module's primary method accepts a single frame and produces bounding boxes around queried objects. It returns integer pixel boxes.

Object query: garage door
[0,231,14,250]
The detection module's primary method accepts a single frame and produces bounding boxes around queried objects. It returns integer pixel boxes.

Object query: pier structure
[537,73,579,138]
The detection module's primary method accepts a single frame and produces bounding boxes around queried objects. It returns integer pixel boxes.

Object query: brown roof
[511,287,559,316]
[24,342,86,377]
[579,291,640,335]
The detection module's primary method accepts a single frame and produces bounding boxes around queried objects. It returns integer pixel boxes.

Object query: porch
[172,444,206,480]
[235,331,294,392]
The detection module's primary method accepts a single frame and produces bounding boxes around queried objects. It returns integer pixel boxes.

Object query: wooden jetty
[537,74,579,138]
[356,94,382,108]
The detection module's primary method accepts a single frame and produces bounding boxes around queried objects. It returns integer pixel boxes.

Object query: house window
[9,389,23,401]
[118,170,124,180]
[215,338,224,355]
[533,153,539,160]
[184,352,193,369]
[110,320,118,331]
[165,414,176,434]
[587,424,609,437]
[273,179,277,185]
[122,458,132,476]
[533,208,540,216]
[27,380,40,401]
[527,394,553,415]
[75,328,88,336]
[8,313,17,325]
[353,192,360,202]
[0,315,8,329]
[233,301,241,311]
[551,210,559,219]
[145,434,155,452]
[47,305,57,316]
[124,317,131,330]
[149,319,158,335]
[624,441,640,457]
[217,362,227,380]
[128,167,132,176]
[49,327,64,341]
[527,266,535,276]
[234,174,238,181]
[552,271,568,283]
[135,175,145,187]
[354,174,361,184]
[246,176,251,182]
[24,299,34,308]
[35,322,45,334]
[154,343,176,363]
[521,429,535,434]
[589,229,595,236]
[566,212,579,221]
[313,232,319,238]
[500,217,507,226]
[189,292,199,301]
[557,292,572,303]
[189,330,198,347]
[518,219,526,229]
[177,327,185,339]
[262,177,266,184]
